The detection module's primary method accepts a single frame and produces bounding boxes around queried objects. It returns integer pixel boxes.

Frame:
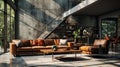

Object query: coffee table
[41,49,81,61]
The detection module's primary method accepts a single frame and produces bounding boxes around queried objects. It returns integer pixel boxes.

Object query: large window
[101,18,117,38]
[0,0,15,54]
[0,0,4,53]
[7,4,15,43]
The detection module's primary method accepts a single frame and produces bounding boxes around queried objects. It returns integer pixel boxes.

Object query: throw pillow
[54,39,60,46]
[44,39,55,46]
[37,39,44,46]
[30,40,33,45]
[13,40,22,47]
[59,39,67,46]
[21,40,31,47]
[32,39,38,46]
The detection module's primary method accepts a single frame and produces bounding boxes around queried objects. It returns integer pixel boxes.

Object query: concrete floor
[0,52,120,67]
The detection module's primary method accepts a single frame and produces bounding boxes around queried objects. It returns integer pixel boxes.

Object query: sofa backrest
[21,40,31,47]
[12,40,31,47]
[30,39,45,46]
[54,39,74,46]
[93,39,107,47]
[54,39,60,46]
[44,39,55,46]
[12,39,71,47]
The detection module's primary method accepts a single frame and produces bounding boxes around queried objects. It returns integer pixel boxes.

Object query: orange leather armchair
[80,39,109,54]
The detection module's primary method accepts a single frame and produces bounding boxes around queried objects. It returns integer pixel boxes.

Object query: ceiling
[73,0,120,16]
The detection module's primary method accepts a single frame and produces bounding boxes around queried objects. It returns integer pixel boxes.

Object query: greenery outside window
[0,0,15,53]
[101,18,117,38]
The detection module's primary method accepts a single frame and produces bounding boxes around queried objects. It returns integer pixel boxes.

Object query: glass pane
[11,8,15,17]
[7,4,11,15]
[101,19,117,38]
[7,16,15,43]
[12,0,15,3]
[0,11,4,53]
[0,0,4,11]
[11,17,15,39]
[7,15,11,42]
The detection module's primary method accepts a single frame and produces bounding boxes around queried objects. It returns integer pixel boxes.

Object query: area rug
[21,54,90,67]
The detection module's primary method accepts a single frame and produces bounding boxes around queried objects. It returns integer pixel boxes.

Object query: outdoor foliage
[0,0,15,47]
[101,20,116,38]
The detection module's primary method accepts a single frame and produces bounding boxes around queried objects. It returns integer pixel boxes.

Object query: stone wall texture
[18,0,70,39]
[17,0,97,39]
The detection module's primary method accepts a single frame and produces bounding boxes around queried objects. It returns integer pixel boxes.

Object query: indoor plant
[73,29,81,43]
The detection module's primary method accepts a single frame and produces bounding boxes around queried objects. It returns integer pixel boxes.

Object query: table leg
[52,53,54,61]
[43,53,45,57]
[75,52,77,59]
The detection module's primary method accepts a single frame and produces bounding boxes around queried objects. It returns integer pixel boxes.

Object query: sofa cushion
[32,39,38,46]
[80,46,100,51]
[21,40,31,47]
[54,39,60,46]
[12,40,22,47]
[45,46,53,48]
[12,40,19,43]
[93,39,107,47]
[44,39,55,46]
[32,46,53,50]
[80,46,92,51]
[30,40,33,45]
[17,47,33,51]
[32,46,46,49]
[37,39,45,46]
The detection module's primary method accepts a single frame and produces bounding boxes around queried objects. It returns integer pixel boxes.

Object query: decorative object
[73,29,80,43]
[14,40,22,47]
[83,29,91,44]
[52,45,57,51]
[59,39,67,45]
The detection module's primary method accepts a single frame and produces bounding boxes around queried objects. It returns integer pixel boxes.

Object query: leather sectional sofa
[10,39,73,56]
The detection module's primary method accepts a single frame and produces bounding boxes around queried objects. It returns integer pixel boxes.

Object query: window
[101,18,117,38]
[0,0,4,53]
[0,0,15,54]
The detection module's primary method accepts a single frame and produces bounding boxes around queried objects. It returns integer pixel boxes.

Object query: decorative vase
[53,48,57,51]
[52,45,57,51]
[74,38,78,43]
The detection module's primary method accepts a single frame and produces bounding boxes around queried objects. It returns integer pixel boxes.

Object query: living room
[0,0,120,67]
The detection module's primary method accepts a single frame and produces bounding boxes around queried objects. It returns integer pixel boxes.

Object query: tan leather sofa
[10,39,72,56]
[80,39,109,54]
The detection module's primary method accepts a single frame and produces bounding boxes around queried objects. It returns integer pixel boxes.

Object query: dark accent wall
[48,15,98,40]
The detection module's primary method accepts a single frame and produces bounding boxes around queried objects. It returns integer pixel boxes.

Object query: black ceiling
[73,0,120,16]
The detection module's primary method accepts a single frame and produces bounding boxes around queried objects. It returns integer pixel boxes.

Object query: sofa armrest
[10,43,17,56]
[67,42,74,48]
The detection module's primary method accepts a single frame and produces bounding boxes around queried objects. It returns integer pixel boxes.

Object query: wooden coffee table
[41,49,81,61]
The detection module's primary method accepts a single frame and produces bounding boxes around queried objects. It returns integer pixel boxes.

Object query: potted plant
[73,29,81,43]
[52,45,57,51]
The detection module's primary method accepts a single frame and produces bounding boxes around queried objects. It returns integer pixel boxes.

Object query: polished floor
[0,51,120,67]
